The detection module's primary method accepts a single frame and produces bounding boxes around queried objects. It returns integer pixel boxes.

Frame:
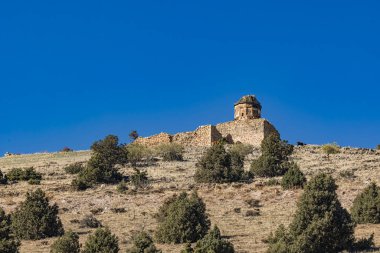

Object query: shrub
[116,180,128,193]
[73,135,128,189]
[11,188,64,240]
[0,207,20,253]
[190,226,235,253]
[130,169,149,189]
[82,227,119,253]
[181,243,194,253]
[63,163,84,174]
[250,133,293,177]
[0,170,8,184]
[229,143,253,159]
[351,183,380,224]
[28,179,41,185]
[50,230,80,253]
[156,143,185,161]
[281,163,306,189]
[194,144,248,183]
[71,178,91,191]
[7,167,42,182]
[129,130,139,141]
[79,215,102,228]
[126,144,153,167]
[377,144,380,150]
[267,174,355,253]
[60,147,73,152]
[126,231,161,253]
[321,143,340,159]
[155,192,210,243]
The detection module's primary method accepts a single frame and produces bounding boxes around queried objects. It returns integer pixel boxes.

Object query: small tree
[0,208,20,253]
[250,133,293,177]
[229,143,253,159]
[156,143,185,161]
[126,231,161,253]
[155,192,210,243]
[129,130,139,142]
[82,227,119,253]
[195,144,247,183]
[351,183,380,224]
[63,163,84,174]
[281,163,306,189]
[321,143,340,160]
[268,174,355,253]
[191,226,235,253]
[73,135,128,189]
[50,231,80,253]
[11,188,64,240]
[7,167,42,182]
[126,144,153,167]
[130,169,149,189]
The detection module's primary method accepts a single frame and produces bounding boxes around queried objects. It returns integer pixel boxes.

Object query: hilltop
[0,145,379,252]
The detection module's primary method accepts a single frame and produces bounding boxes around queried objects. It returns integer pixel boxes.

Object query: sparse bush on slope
[130,169,149,189]
[281,163,306,189]
[189,226,235,253]
[321,143,340,159]
[126,144,153,167]
[267,173,374,253]
[7,167,42,183]
[194,143,249,183]
[351,183,380,224]
[156,143,185,161]
[250,133,293,177]
[50,230,80,253]
[155,192,210,243]
[63,163,84,174]
[82,227,119,253]
[72,135,128,190]
[126,231,161,253]
[229,143,253,159]
[11,188,64,240]
[0,208,20,253]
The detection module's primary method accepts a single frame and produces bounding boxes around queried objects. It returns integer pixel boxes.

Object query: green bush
[155,192,210,243]
[0,170,8,184]
[126,231,161,253]
[82,227,119,253]
[189,226,235,253]
[11,188,64,240]
[7,167,42,182]
[63,163,84,174]
[116,180,128,193]
[181,243,194,253]
[130,169,149,189]
[250,134,293,177]
[267,174,356,253]
[321,143,340,159]
[156,143,185,161]
[0,207,20,253]
[126,144,154,166]
[72,135,128,189]
[229,143,253,159]
[50,230,80,253]
[28,179,41,185]
[194,144,249,183]
[351,183,380,224]
[281,163,306,189]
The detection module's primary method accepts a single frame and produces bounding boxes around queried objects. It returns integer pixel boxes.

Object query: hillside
[0,145,379,253]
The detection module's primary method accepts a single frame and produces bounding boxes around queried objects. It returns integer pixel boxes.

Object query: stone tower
[234,95,262,120]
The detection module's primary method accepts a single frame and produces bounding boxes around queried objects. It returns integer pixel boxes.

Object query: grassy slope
[0,146,379,253]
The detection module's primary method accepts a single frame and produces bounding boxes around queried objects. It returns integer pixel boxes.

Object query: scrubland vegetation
[0,134,379,252]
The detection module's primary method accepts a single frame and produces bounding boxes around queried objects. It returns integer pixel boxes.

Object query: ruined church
[135,95,278,147]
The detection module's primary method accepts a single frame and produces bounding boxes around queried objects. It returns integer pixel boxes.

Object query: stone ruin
[134,95,278,147]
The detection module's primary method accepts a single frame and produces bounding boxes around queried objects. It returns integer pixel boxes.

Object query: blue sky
[1,0,379,154]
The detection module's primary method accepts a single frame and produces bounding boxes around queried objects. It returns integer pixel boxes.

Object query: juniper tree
[351,183,380,224]
[82,227,119,253]
[0,208,20,253]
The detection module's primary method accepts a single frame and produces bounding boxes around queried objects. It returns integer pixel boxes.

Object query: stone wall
[134,119,278,148]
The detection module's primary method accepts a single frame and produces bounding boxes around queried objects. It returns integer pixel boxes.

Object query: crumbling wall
[134,132,172,146]
[215,119,277,147]
[173,125,214,146]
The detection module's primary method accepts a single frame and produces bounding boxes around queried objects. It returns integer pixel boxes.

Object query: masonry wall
[134,119,278,148]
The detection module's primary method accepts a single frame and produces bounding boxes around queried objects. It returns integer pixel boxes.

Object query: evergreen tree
[251,134,293,177]
[11,188,64,240]
[155,192,210,243]
[281,163,306,189]
[126,231,161,253]
[351,183,380,224]
[0,208,20,253]
[50,231,80,253]
[192,226,234,253]
[82,227,119,253]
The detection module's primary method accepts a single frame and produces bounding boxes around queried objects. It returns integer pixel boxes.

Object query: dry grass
[0,146,379,252]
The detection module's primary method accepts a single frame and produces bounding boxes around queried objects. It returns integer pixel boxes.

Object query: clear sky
[1,0,379,154]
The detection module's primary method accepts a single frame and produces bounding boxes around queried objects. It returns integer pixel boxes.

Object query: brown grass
[0,146,379,252]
